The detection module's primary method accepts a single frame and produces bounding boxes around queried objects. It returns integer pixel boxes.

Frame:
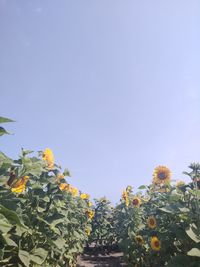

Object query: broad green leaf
[0,205,26,229]
[0,117,14,123]
[18,250,30,267]
[3,235,17,247]
[0,214,12,233]
[30,248,48,265]
[138,185,146,190]
[53,237,66,249]
[186,224,200,243]
[187,248,200,257]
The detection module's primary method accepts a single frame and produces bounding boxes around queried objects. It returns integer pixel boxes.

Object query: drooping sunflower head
[11,176,29,194]
[153,166,171,185]
[43,148,54,169]
[122,190,129,207]
[135,235,144,245]
[126,185,132,192]
[147,216,156,229]
[132,196,141,207]
[150,236,161,251]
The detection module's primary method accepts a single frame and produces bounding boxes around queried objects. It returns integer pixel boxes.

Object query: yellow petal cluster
[11,176,29,194]
[86,210,95,220]
[80,193,90,200]
[122,190,129,207]
[43,148,54,169]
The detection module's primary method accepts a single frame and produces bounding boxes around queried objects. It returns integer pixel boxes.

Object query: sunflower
[132,196,141,207]
[150,236,161,251]
[59,183,69,191]
[135,235,144,245]
[43,148,54,169]
[153,166,171,185]
[80,193,90,200]
[122,190,129,207]
[147,216,156,229]
[11,176,29,194]
[86,210,95,220]
[68,186,79,197]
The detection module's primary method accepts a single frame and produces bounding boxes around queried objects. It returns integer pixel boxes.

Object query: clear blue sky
[1,0,200,203]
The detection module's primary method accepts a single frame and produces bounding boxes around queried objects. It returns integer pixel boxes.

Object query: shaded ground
[77,252,127,267]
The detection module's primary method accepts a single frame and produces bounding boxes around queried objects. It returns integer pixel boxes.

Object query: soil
[77,252,127,267]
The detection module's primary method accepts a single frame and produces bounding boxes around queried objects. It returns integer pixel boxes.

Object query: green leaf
[187,248,200,257]
[0,127,10,136]
[53,237,66,249]
[30,248,48,265]
[0,214,12,233]
[138,185,146,190]
[186,224,200,243]
[3,235,17,247]
[0,117,14,123]
[18,250,30,267]
[0,205,26,229]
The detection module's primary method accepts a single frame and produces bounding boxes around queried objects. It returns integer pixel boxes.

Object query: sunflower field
[0,116,200,267]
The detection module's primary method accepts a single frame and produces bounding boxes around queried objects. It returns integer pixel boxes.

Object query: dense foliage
[114,166,200,266]
[87,198,116,251]
[0,117,93,267]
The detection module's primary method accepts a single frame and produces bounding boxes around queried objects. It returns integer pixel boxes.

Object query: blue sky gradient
[1,0,200,203]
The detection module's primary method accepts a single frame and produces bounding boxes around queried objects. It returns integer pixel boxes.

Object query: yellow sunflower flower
[42,148,54,169]
[122,190,129,207]
[11,176,29,194]
[132,196,141,207]
[153,166,171,185]
[135,235,144,245]
[80,193,90,200]
[147,216,157,229]
[68,186,79,197]
[59,183,69,191]
[86,210,95,220]
[150,236,161,251]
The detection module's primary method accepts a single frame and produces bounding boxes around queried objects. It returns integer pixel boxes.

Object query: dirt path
[77,252,127,267]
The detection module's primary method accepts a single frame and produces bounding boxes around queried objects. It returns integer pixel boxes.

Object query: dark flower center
[154,240,160,247]
[158,171,167,180]
[133,199,139,205]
